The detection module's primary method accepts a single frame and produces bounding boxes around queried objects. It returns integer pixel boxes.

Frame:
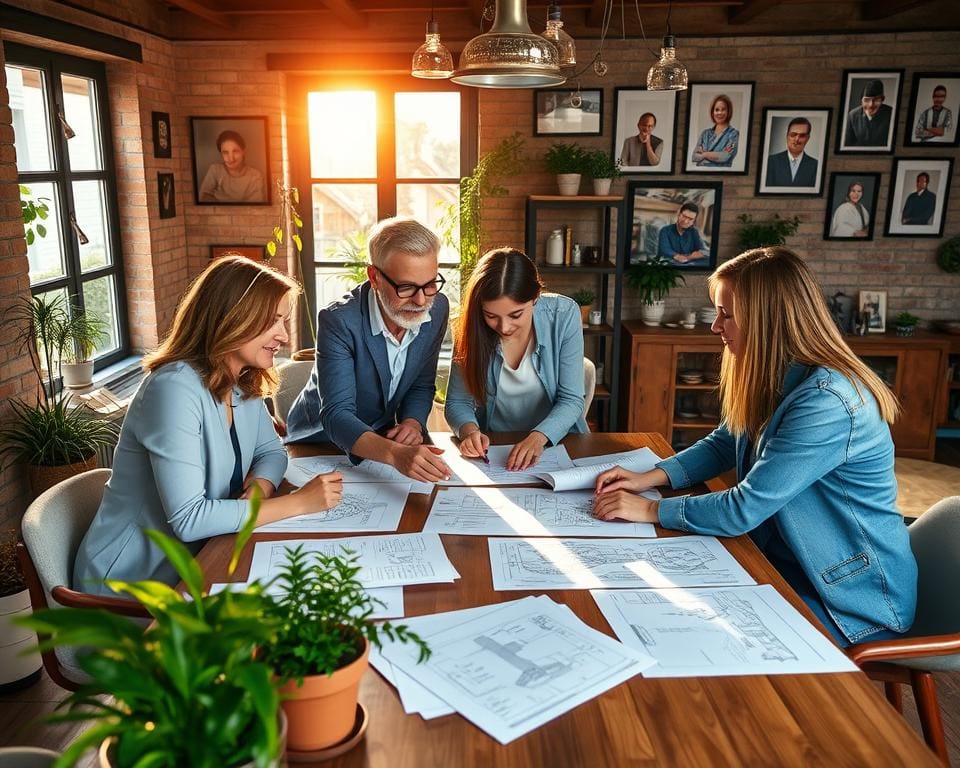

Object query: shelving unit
[525,195,626,430]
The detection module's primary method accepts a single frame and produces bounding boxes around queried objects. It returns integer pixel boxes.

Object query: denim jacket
[656,364,917,644]
[444,294,588,445]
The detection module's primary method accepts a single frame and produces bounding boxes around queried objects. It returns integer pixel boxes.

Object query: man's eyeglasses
[375,267,446,299]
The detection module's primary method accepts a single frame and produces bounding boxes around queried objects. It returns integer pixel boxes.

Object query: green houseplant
[626,258,686,327]
[894,311,920,337]
[937,235,960,274]
[326,229,370,287]
[736,213,801,250]
[583,150,621,195]
[56,303,107,390]
[544,142,589,196]
[570,288,596,326]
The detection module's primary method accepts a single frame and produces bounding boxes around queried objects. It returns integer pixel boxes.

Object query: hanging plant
[936,235,960,274]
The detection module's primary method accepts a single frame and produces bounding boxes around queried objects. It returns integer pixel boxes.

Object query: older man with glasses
[285,217,452,483]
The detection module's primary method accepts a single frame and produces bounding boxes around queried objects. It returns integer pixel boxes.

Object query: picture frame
[612,88,679,175]
[533,88,603,136]
[904,72,960,147]
[190,116,270,205]
[885,157,954,238]
[624,180,723,270]
[836,70,903,154]
[823,172,881,241]
[858,290,887,334]
[157,172,176,219]
[209,245,268,261]
[683,82,755,175]
[756,107,831,196]
[151,111,171,159]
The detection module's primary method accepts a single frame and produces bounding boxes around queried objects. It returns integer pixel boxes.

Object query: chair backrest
[583,357,596,419]
[908,496,960,639]
[270,359,314,425]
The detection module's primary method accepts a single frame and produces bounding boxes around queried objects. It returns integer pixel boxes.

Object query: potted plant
[259,544,430,753]
[584,150,622,196]
[894,311,920,337]
[544,142,589,196]
[570,288,595,327]
[936,235,960,274]
[626,258,686,326]
[735,213,801,250]
[0,529,41,693]
[57,304,107,390]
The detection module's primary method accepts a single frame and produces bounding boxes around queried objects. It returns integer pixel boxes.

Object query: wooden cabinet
[621,322,952,461]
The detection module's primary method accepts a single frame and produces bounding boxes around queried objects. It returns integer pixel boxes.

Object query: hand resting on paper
[506,431,549,472]
[592,466,667,523]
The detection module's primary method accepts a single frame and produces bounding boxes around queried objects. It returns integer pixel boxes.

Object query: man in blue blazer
[286,218,452,482]
[765,117,819,188]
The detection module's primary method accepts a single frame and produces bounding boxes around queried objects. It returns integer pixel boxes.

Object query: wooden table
[195,432,937,767]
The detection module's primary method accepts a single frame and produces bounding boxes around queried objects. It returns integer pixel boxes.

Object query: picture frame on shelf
[624,180,722,270]
[151,111,171,159]
[190,116,270,205]
[904,72,960,147]
[534,88,602,136]
[858,289,887,334]
[885,157,953,238]
[756,107,831,196]
[836,69,903,154]
[157,172,176,219]
[823,172,881,241]
[683,82,754,175]
[209,245,267,261]
[612,88,679,175]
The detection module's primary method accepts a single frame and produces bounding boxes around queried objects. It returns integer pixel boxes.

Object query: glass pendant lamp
[541,4,576,71]
[646,34,688,91]
[411,3,454,79]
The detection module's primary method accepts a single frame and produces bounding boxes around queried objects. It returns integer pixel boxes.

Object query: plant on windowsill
[570,288,596,326]
[583,150,622,196]
[626,258,686,327]
[544,142,590,196]
[56,303,107,390]
[326,229,370,287]
[735,213,801,250]
[894,311,921,337]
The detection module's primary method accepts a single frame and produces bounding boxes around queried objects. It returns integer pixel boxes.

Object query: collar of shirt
[367,284,429,347]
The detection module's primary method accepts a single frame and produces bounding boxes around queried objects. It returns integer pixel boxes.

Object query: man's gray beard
[376,288,433,331]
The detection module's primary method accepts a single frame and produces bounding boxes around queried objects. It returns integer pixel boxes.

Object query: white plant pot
[592,178,612,196]
[0,747,60,767]
[61,361,94,390]
[0,589,42,689]
[640,300,666,327]
[556,173,581,196]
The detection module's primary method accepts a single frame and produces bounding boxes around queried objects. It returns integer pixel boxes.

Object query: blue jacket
[74,362,288,594]
[444,294,588,445]
[656,364,917,644]
[285,282,449,455]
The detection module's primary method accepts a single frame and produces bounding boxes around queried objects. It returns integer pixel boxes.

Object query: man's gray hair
[367,217,440,268]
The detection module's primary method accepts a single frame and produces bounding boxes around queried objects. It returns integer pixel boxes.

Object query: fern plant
[736,213,801,250]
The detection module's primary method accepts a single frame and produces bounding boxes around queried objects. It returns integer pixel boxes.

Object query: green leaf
[265,241,277,258]
[144,529,204,604]
[230,489,261,577]
[26,230,35,245]
[292,234,302,252]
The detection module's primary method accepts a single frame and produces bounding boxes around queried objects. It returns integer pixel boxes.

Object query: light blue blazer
[73,362,287,595]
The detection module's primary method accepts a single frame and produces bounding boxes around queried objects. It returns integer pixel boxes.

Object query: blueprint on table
[208,582,405,619]
[284,454,434,494]
[429,433,575,485]
[255,482,409,533]
[592,585,857,677]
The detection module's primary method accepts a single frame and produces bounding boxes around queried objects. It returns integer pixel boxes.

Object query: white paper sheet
[381,596,654,744]
[424,486,656,538]
[547,447,664,500]
[284,454,434,494]
[208,582,405,619]
[255,482,410,533]
[248,533,460,589]
[488,536,756,591]
[429,433,574,485]
[592,585,858,677]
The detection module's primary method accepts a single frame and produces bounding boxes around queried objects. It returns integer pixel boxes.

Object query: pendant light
[411,0,454,79]
[646,3,688,91]
[452,0,565,89]
[541,3,576,71]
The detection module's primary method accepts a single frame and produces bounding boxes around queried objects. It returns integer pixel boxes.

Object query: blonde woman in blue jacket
[74,256,343,595]
[444,247,587,471]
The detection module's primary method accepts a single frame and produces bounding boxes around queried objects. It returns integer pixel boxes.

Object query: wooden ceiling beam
[727,0,783,23]
[164,0,232,27]
[861,0,931,20]
[318,0,368,28]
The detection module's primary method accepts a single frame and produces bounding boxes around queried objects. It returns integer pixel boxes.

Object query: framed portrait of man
[836,70,903,154]
[624,180,722,270]
[612,88,679,175]
[885,157,954,238]
[904,72,960,148]
[534,89,602,136]
[190,116,270,205]
[823,172,880,241]
[756,107,831,196]
[683,82,754,175]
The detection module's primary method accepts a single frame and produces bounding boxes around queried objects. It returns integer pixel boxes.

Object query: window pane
[6,65,54,171]
[82,276,119,358]
[397,183,459,262]
[72,180,112,272]
[61,74,103,171]
[308,91,376,178]
[24,182,67,285]
[395,92,460,179]
[312,184,377,263]
[314,265,366,317]
[34,287,69,368]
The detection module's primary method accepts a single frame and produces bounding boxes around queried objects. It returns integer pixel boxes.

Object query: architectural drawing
[284,454,436,494]
[429,435,575,486]
[255,482,409,533]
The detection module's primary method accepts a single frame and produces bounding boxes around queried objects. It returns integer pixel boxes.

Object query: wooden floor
[3,439,959,764]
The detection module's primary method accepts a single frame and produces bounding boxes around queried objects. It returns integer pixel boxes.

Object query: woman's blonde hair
[144,255,300,401]
[709,247,899,438]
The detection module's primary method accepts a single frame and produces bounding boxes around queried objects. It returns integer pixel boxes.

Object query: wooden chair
[18,469,150,692]
[847,496,960,765]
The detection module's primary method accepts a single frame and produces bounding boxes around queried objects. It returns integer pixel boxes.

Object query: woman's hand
[241,477,276,500]
[457,425,490,459]
[507,431,548,471]
[593,491,659,523]
[595,467,668,495]
[295,471,343,512]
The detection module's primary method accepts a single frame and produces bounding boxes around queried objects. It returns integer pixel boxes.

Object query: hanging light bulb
[541,4,576,70]
[646,34,688,91]
[411,1,454,80]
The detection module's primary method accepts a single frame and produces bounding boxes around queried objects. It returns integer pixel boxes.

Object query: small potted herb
[894,311,920,337]
[570,288,596,326]
[544,142,589,196]
[584,150,622,195]
[626,258,686,326]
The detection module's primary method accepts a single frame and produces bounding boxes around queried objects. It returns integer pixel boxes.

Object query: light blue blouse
[692,125,739,167]
[73,362,288,595]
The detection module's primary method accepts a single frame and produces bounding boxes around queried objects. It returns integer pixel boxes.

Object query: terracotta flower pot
[28,453,98,498]
[279,640,370,752]
[579,306,591,326]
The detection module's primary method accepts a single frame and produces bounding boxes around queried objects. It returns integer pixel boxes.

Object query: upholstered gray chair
[18,469,149,691]
[582,357,596,419]
[848,496,960,764]
[267,358,314,434]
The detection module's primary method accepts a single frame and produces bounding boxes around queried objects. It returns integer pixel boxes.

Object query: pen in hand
[481,451,490,464]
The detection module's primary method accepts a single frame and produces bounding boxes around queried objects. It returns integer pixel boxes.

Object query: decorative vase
[640,300,666,327]
[545,229,565,265]
[28,453,98,498]
[0,589,42,693]
[556,173,581,196]
[592,178,612,195]
[61,361,94,390]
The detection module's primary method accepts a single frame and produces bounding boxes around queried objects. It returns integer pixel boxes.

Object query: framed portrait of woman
[190,116,270,205]
[683,82,754,175]
[823,172,880,241]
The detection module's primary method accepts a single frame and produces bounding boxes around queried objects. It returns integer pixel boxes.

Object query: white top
[368,287,428,401]
[489,337,552,432]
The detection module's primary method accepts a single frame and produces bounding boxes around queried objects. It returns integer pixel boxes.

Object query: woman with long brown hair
[75,255,342,594]
[444,247,587,471]
[593,247,916,646]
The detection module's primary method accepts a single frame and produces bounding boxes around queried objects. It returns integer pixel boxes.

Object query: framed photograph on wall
[190,116,270,205]
[756,107,831,196]
[858,289,887,333]
[157,172,175,219]
[836,70,903,154]
[152,111,171,159]
[905,72,960,147]
[534,89,602,136]
[823,172,881,241]
[209,245,267,261]
[683,82,754,174]
[885,157,953,237]
[624,180,722,270]
[612,88,679,174]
